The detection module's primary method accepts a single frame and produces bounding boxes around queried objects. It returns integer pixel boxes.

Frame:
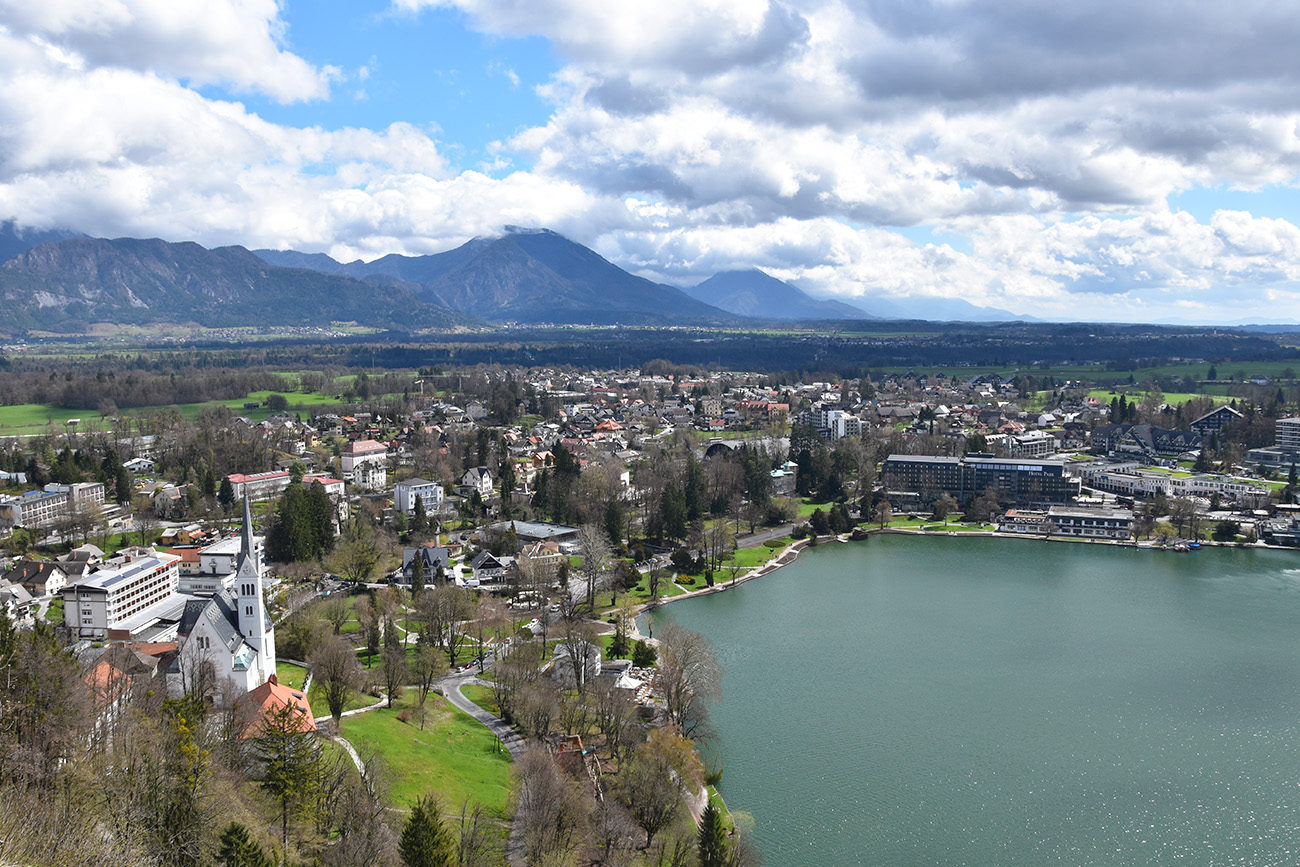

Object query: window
[246,606,253,616]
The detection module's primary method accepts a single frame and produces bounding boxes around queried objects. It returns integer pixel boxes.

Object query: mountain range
[0,222,1029,333]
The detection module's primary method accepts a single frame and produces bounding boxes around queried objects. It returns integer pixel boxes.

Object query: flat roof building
[882,454,1079,507]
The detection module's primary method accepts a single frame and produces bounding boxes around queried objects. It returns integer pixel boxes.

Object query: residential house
[3,559,72,597]
[470,550,510,586]
[395,478,445,515]
[400,544,452,584]
[460,466,494,499]
[341,439,388,490]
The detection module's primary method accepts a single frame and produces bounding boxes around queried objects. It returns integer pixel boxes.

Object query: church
[172,495,276,700]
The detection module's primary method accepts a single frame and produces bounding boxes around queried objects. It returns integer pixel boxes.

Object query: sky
[2,0,1300,325]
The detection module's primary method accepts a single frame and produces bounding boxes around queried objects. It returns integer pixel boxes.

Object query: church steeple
[234,492,275,680]
[240,492,255,566]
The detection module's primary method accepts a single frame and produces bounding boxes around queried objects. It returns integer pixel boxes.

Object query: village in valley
[0,356,1298,866]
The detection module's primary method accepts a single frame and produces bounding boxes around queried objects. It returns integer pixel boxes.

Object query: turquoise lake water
[650,535,1300,866]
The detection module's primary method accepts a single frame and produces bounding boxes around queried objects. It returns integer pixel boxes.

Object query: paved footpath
[440,672,528,865]
[440,672,526,760]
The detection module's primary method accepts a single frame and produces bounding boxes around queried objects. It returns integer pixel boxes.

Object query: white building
[0,482,105,529]
[226,471,291,501]
[63,549,183,640]
[461,466,494,498]
[1046,505,1134,540]
[342,439,388,479]
[343,441,387,493]
[1277,417,1300,451]
[394,478,444,514]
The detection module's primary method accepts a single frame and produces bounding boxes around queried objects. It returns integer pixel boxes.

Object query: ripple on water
[655,536,1300,867]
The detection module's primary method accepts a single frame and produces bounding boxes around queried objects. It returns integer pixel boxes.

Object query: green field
[275,661,308,690]
[307,681,376,719]
[0,387,350,435]
[341,694,513,814]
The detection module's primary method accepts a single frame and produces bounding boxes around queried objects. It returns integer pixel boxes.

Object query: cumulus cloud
[395,0,810,74]
[0,0,330,102]
[5,0,1300,322]
[0,23,627,258]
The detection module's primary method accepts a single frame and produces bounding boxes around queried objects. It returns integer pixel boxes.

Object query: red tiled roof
[237,675,316,738]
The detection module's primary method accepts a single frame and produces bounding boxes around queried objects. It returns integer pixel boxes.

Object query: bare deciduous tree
[656,622,721,740]
[309,634,364,727]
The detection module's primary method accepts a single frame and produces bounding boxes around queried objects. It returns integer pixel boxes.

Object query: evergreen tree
[217,477,236,512]
[216,823,272,867]
[412,494,427,533]
[697,802,729,867]
[255,701,326,858]
[659,484,688,541]
[411,550,426,594]
[115,465,133,504]
[399,795,456,867]
[604,497,625,550]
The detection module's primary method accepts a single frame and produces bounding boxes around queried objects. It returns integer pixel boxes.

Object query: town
[0,355,1298,867]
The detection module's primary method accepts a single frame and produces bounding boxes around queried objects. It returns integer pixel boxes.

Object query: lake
[650,535,1300,866]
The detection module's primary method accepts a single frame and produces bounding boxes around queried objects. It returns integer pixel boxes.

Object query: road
[734,522,795,549]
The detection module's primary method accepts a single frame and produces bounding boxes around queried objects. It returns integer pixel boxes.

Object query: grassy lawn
[341,694,513,814]
[797,498,834,518]
[723,545,780,570]
[45,597,64,623]
[460,683,499,716]
[307,681,375,719]
[275,661,308,690]
[592,569,689,612]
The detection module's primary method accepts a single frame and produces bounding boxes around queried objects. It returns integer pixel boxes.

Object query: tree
[874,500,893,530]
[412,642,446,730]
[578,522,612,611]
[621,727,703,849]
[115,464,133,504]
[309,634,364,726]
[932,493,958,525]
[330,518,382,584]
[632,639,656,668]
[218,477,236,513]
[698,802,729,867]
[1213,520,1241,542]
[808,508,830,537]
[255,700,330,859]
[411,550,426,594]
[320,594,350,635]
[656,622,721,739]
[381,635,408,709]
[514,750,589,865]
[410,493,430,536]
[399,795,457,867]
[217,823,272,867]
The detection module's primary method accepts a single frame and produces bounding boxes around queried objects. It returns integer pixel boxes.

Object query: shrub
[396,709,411,724]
